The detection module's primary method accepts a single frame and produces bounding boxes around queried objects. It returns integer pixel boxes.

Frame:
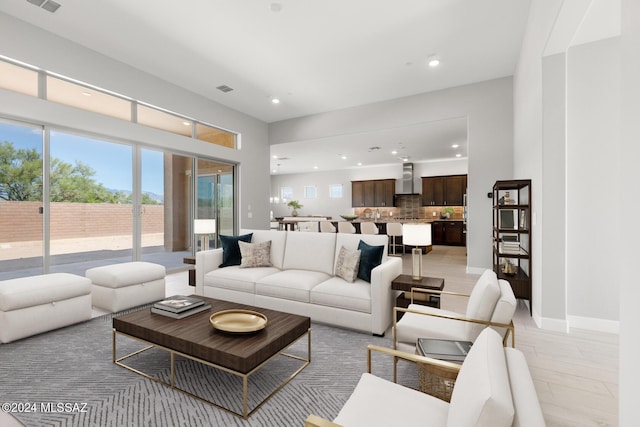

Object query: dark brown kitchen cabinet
[421,175,467,206]
[431,221,465,246]
[351,179,395,207]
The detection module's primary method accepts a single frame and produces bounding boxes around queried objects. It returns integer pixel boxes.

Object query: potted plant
[440,207,455,219]
[287,200,303,217]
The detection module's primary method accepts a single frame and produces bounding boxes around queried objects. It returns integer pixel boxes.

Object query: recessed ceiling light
[428,56,440,68]
[272,169,277,173]
[271,98,280,104]
[313,166,318,169]
[182,121,190,126]
[81,92,91,97]
[272,155,278,159]
[341,155,347,160]
[357,162,362,166]
[456,153,462,157]
[391,150,397,155]
[452,144,459,148]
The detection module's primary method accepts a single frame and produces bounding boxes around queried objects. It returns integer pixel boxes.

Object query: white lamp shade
[402,223,432,246]
[194,219,216,234]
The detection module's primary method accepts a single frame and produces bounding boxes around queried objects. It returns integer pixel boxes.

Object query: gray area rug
[0,310,419,426]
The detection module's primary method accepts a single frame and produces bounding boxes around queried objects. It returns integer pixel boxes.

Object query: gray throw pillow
[335,246,361,283]
[238,240,273,268]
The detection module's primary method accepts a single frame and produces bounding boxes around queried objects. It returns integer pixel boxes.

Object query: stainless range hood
[399,162,419,194]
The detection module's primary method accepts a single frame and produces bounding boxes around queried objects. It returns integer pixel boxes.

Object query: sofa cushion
[219,233,253,267]
[447,328,514,427]
[310,277,371,313]
[334,233,389,267]
[256,270,331,303]
[357,240,384,283]
[282,231,336,275]
[86,261,165,288]
[335,246,361,282]
[204,265,280,293]
[334,373,449,427]
[239,240,272,268]
[241,229,287,269]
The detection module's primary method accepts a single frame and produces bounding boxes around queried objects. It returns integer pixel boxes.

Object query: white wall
[0,12,270,230]
[620,0,640,423]
[270,78,513,272]
[270,159,468,220]
[566,37,620,327]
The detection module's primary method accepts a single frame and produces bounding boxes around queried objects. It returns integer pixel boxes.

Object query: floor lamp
[194,219,216,251]
[402,223,432,280]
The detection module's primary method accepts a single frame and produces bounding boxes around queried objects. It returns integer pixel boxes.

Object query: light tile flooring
[4,247,617,426]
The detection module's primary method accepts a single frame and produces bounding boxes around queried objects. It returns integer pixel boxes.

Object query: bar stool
[320,221,336,233]
[386,222,403,256]
[360,222,379,235]
[337,222,356,234]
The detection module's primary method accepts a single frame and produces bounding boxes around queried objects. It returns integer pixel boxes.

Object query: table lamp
[402,223,432,280]
[194,219,216,251]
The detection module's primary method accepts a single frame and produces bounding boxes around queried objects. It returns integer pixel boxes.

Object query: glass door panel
[140,149,192,270]
[49,131,133,274]
[0,120,43,280]
[196,159,235,250]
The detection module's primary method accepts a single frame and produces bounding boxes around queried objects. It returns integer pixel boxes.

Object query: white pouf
[0,273,92,344]
[86,261,166,312]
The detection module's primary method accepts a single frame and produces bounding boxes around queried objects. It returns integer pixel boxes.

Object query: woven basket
[417,361,459,402]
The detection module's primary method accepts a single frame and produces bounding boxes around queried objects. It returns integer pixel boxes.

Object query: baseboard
[567,315,619,334]
[535,313,568,333]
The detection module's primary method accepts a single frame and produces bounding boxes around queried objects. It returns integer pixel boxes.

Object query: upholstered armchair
[394,269,517,356]
[304,328,546,427]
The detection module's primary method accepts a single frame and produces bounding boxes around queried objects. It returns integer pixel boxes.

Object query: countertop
[348,218,464,223]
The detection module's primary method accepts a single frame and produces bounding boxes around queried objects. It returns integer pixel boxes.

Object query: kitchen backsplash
[354,195,464,220]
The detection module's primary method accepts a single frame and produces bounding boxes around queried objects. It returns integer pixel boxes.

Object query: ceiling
[0,0,532,173]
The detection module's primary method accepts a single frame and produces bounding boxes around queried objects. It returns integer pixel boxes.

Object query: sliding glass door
[0,119,237,279]
[49,131,133,274]
[0,120,44,280]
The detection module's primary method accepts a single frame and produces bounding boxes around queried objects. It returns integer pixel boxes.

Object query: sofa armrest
[393,306,515,347]
[369,257,402,335]
[304,415,342,427]
[195,249,223,296]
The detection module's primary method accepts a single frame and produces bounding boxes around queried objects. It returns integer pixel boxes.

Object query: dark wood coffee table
[112,297,311,419]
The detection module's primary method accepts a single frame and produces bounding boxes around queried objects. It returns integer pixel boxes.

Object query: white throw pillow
[335,246,361,283]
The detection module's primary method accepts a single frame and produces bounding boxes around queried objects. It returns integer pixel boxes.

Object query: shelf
[493,179,532,315]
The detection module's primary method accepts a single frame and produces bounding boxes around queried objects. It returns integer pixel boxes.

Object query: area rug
[0,310,419,426]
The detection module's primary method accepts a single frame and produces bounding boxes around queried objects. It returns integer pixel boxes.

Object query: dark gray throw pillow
[218,233,253,267]
[357,240,384,283]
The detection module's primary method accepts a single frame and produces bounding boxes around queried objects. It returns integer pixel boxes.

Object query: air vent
[27,0,61,12]
[216,85,234,93]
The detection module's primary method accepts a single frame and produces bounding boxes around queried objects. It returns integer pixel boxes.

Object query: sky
[1,122,164,195]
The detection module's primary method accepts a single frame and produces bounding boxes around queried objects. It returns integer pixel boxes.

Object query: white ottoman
[0,273,92,344]
[87,261,166,312]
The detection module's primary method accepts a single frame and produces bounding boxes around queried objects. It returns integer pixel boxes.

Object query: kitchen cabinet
[492,179,532,315]
[431,221,465,246]
[351,179,395,207]
[421,174,467,206]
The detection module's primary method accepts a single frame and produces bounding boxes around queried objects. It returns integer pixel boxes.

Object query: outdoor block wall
[0,201,164,242]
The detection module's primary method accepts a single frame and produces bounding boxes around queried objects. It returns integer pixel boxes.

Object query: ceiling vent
[27,0,61,13]
[216,85,234,93]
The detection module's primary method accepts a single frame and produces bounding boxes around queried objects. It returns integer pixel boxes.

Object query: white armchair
[394,269,517,355]
[305,328,546,427]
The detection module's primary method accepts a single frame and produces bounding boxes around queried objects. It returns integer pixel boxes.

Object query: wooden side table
[391,274,444,320]
[183,256,196,287]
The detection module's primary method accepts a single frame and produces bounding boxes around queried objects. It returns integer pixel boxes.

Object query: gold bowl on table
[209,309,268,333]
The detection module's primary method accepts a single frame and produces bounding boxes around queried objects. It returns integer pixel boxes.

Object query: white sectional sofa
[196,229,402,335]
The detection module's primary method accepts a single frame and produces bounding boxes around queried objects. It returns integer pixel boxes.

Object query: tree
[0,141,42,201]
[0,140,142,204]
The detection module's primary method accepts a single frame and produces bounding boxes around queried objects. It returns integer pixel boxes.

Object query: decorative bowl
[210,309,268,333]
[340,214,359,221]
